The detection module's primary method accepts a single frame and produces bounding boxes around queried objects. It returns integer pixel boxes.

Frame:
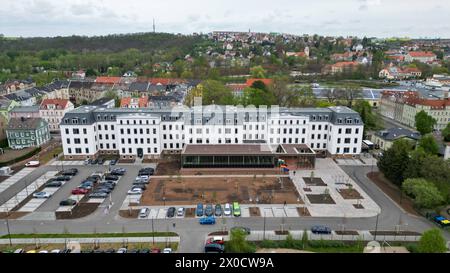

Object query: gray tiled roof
[375,127,421,141]
[7,117,47,130]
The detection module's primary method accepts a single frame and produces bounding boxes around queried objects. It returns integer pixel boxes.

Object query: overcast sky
[0,0,449,38]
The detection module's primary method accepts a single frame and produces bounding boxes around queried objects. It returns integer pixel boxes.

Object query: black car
[127,249,139,253]
[311,225,332,234]
[214,204,222,216]
[138,168,154,176]
[109,159,117,166]
[139,248,150,254]
[59,199,77,206]
[110,169,125,176]
[45,181,63,187]
[91,159,98,165]
[60,168,78,176]
[99,182,116,188]
[97,158,105,165]
[167,207,176,218]
[98,184,115,191]
[87,175,101,182]
[104,248,115,253]
[95,187,112,194]
[104,174,119,181]
[55,175,71,181]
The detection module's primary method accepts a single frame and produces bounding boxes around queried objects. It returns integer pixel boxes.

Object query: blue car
[199,216,216,225]
[196,203,204,217]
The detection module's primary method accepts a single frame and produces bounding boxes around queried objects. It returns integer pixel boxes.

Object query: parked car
[89,192,108,198]
[214,204,222,216]
[59,199,77,206]
[55,175,71,181]
[128,188,143,195]
[95,187,112,194]
[233,202,241,217]
[150,248,160,253]
[199,216,216,225]
[177,207,185,217]
[196,203,204,217]
[104,248,115,253]
[127,249,139,253]
[84,159,92,165]
[72,188,88,195]
[109,159,117,166]
[311,225,332,234]
[139,248,150,253]
[60,168,78,176]
[139,168,154,176]
[33,191,51,198]
[14,249,24,253]
[204,204,214,217]
[116,248,127,253]
[91,159,98,165]
[61,249,72,253]
[97,158,105,165]
[204,243,225,253]
[99,182,116,189]
[231,226,251,235]
[138,208,150,219]
[38,250,48,253]
[45,181,62,187]
[167,207,176,218]
[50,249,61,253]
[133,178,149,185]
[206,236,225,245]
[163,248,172,253]
[105,174,119,181]
[25,161,40,167]
[224,203,232,216]
[433,216,450,227]
[131,184,146,190]
[110,168,126,176]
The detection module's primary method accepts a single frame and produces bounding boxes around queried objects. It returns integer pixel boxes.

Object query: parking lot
[0,168,34,194]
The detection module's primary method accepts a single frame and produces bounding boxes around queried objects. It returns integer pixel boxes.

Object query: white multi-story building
[39,99,74,132]
[60,105,364,160]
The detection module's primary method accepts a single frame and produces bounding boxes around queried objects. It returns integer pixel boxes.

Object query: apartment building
[60,105,364,160]
[39,99,74,132]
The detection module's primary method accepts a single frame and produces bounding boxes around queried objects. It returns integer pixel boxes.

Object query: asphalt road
[0,163,448,253]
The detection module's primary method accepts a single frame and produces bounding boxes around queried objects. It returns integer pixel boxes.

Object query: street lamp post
[373,212,380,241]
[263,211,266,240]
[5,218,12,246]
[151,216,155,245]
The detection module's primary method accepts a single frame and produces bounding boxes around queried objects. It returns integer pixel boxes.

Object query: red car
[151,248,161,253]
[71,188,88,195]
[206,236,225,245]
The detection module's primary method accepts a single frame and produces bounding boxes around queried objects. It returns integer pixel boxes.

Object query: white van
[138,208,150,219]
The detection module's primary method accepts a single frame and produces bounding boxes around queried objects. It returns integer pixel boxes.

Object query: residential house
[378,66,422,80]
[39,99,74,132]
[120,96,149,108]
[9,106,40,119]
[325,61,359,74]
[246,78,273,87]
[89,98,116,108]
[371,127,421,151]
[6,117,50,149]
[404,51,437,63]
[0,99,20,121]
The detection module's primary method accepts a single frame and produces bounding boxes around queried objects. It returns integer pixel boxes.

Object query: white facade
[60,106,364,159]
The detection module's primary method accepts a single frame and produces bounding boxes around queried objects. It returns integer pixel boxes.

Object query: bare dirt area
[306,194,336,204]
[249,207,261,217]
[155,161,181,175]
[338,188,363,200]
[140,176,300,205]
[335,230,359,235]
[367,172,419,216]
[185,208,195,218]
[119,209,140,219]
[56,202,99,219]
[303,177,327,186]
[297,207,311,216]
[0,211,29,219]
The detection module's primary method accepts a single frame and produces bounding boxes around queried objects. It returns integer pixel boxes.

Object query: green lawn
[38,146,62,164]
[0,232,178,239]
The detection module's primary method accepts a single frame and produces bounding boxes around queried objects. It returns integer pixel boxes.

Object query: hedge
[0,147,41,167]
